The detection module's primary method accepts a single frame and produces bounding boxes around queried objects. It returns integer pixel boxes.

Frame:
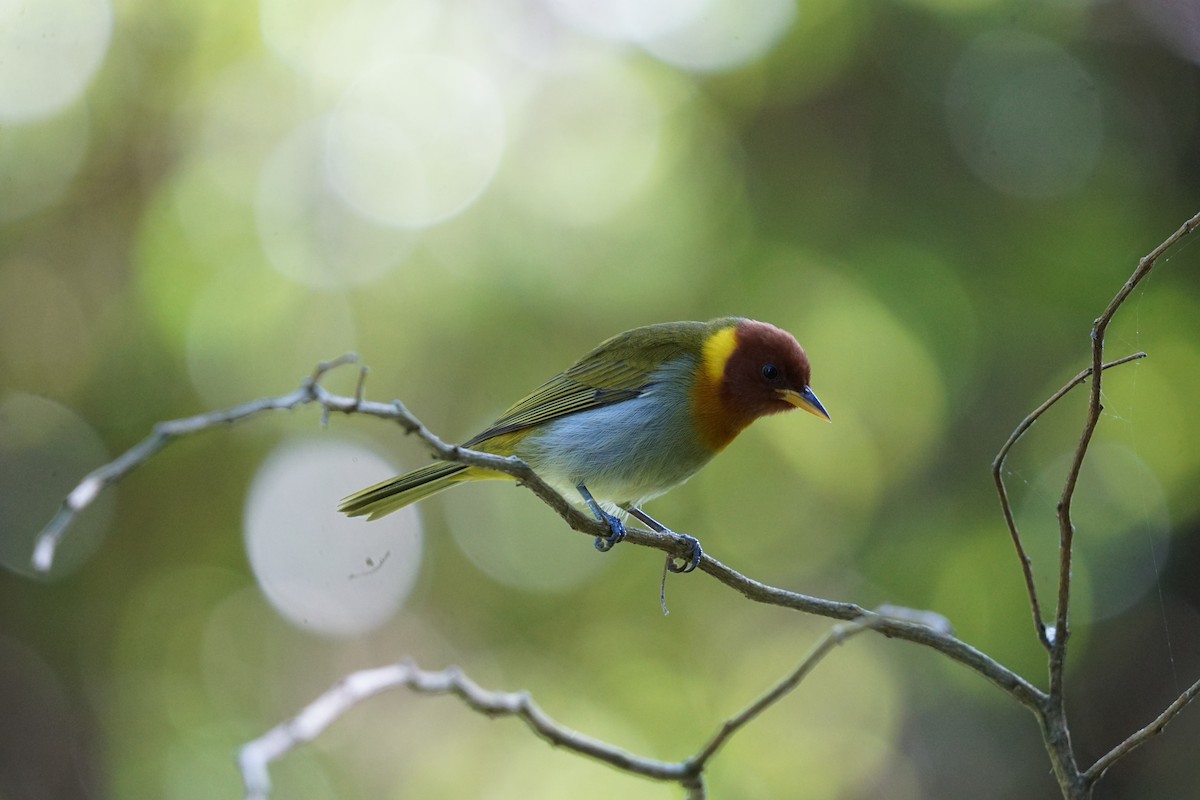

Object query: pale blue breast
[513,356,715,508]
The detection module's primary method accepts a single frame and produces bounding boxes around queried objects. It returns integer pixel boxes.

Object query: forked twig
[687,606,947,771]
[992,351,1146,650]
[30,354,1038,713]
[238,660,691,800]
[29,357,704,574]
[240,614,891,800]
[1057,210,1200,675]
[1044,210,1200,796]
[31,354,362,572]
[1085,674,1200,783]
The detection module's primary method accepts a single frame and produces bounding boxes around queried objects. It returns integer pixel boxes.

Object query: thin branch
[992,352,1146,650]
[688,616,876,769]
[31,353,363,572]
[696,555,1046,713]
[242,614,897,800]
[27,354,695,574]
[30,357,1050,784]
[238,660,689,800]
[31,355,1047,717]
[1043,209,1200,798]
[1084,675,1200,783]
[1054,209,1200,676]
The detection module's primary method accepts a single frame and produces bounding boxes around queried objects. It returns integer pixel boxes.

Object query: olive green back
[465,318,741,445]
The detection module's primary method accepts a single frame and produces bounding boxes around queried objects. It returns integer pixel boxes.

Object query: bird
[338,317,829,573]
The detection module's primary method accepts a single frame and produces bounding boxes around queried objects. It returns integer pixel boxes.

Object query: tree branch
[1055,210,1200,668]
[239,660,691,800]
[1084,674,1200,783]
[992,351,1146,650]
[31,353,364,572]
[31,352,1053,782]
[29,358,1047,716]
[240,615,886,800]
[695,556,1046,713]
[687,610,919,771]
[1043,209,1200,797]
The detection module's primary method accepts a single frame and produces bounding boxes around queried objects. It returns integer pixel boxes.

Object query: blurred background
[2,0,1200,797]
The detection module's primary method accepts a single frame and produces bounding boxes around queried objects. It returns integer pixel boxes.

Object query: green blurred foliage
[3,0,1200,798]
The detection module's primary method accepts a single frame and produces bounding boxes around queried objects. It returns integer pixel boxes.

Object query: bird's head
[692,318,829,450]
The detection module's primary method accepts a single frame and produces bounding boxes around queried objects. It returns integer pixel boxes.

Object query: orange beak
[778,386,830,422]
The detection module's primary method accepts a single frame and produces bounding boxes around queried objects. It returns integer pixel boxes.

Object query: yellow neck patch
[700,325,739,384]
[692,324,742,452]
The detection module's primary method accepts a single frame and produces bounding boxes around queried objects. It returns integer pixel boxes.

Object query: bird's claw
[593,512,627,553]
[667,534,702,574]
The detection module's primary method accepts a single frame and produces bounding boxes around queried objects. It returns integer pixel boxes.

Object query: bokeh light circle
[244,439,424,636]
[0,392,113,579]
[764,268,948,512]
[638,0,796,73]
[945,30,1103,199]
[547,0,796,72]
[0,0,113,123]
[546,0,702,42]
[502,57,662,227]
[0,104,91,222]
[445,480,609,593]
[256,117,422,288]
[326,55,506,228]
[260,0,442,85]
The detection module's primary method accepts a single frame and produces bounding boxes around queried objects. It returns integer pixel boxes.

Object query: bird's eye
[760,364,780,381]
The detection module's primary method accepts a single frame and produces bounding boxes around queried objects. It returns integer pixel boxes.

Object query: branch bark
[240,618,880,800]
[28,356,1046,715]
[991,350,1146,650]
[989,209,1200,798]
[30,353,1051,790]
[1053,211,1200,797]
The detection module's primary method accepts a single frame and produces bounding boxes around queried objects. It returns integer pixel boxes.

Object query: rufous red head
[692,319,828,451]
[720,320,828,421]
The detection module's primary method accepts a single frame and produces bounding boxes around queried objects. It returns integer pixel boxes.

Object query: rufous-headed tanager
[339,317,829,572]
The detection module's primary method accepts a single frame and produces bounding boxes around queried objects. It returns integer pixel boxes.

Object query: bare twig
[1041,210,1200,798]
[1085,675,1200,782]
[31,353,363,572]
[27,354,694,575]
[1056,210,1200,668]
[30,355,1043,710]
[687,616,876,770]
[31,349,1052,778]
[29,357,1044,696]
[992,351,1146,650]
[695,556,1045,713]
[241,614,889,800]
[238,660,690,800]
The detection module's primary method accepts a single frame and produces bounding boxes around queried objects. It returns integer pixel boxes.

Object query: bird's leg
[623,506,703,574]
[576,484,626,553]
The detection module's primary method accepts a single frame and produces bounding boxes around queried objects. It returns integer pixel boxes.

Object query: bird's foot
[667,534,703,574]
[577,484,627,553]
[592,511,627,553]
[623,504,704,574]
[592,510,628,554]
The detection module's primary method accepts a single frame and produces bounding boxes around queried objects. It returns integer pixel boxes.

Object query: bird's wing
[464,324,704,445]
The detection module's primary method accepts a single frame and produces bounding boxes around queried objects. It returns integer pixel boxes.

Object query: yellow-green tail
[339,462,476,520]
